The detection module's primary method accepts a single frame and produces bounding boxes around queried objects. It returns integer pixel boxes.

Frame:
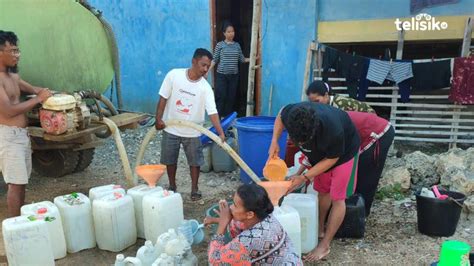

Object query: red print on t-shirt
[176,98,193,115]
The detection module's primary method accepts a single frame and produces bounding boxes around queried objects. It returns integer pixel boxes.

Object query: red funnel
[135,164,166,188]
[259,181,292,206]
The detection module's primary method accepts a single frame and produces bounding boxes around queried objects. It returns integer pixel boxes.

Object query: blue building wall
[86,0,471,115]
[319,0,474,21]
[88,0,211,113]
[261,0,317,115]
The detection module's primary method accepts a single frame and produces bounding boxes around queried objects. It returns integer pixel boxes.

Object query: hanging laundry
[321,46,340,82]
[339,53,366,99]
[449,56,474,104]
[410,0,459,14]
[357,58,371,101]
[367,59,413,102]
[411,59,452,92]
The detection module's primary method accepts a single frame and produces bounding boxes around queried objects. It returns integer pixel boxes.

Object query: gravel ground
[0,125,472,265]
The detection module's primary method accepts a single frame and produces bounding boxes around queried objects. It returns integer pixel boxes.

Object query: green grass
[375,183,407,200]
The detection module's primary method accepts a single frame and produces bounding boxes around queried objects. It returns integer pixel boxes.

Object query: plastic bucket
[235,116,287,184]
[416,190,466,237]
[205,202,233,243]
[438,240,471,266]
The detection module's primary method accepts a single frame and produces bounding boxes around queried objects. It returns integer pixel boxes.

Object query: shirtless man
[0,30,52,217]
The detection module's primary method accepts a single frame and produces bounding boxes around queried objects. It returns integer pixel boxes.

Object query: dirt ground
[0,126,472,265]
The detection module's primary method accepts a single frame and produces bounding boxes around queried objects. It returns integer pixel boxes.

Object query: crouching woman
[205,184,302,265]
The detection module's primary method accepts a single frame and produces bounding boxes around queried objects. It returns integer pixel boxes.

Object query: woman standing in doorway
[209,22,250,117]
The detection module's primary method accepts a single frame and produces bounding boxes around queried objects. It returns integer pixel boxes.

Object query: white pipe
[135,120,261,184]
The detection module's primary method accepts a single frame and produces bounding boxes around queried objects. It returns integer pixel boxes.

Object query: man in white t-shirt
[155,48,225,201]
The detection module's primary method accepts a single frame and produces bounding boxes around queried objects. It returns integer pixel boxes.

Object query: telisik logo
[395,13,448,31]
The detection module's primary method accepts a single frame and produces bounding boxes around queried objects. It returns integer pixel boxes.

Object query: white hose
[135,120,261,184]
[95,117,134,187]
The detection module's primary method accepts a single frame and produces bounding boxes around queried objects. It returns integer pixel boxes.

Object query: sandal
[191,191,202,201]
[166,185,177,192]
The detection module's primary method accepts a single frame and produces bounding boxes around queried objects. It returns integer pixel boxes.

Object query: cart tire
[32,149,79,177]
[74,148,95,172]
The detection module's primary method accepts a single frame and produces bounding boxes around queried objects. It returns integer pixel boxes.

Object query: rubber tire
[32,149,79,177]
[74,148,95,172]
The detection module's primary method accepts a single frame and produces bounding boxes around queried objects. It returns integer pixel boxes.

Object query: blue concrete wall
[319,0,474,21]
[261,0,317,115]
[88,0,211,113]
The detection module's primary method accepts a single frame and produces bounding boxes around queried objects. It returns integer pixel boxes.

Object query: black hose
[78,0,123,110]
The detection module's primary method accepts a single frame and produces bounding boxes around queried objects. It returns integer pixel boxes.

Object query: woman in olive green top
[306,81,375,113]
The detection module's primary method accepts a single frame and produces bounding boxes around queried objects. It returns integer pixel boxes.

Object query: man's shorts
[0,125,32,185]
[160,131,204,167]
[313,152,359,201]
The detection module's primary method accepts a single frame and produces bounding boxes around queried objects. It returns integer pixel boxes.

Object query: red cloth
[346,111,389,150]
[449,57,474,104]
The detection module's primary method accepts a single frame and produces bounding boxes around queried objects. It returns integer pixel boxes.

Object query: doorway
[211,0,253,117]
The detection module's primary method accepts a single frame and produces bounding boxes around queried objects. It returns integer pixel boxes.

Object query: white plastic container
[306,182,319,196]
[282,193,318,253]
[54,192,96,253]
[115,254,126,266]
[89,184,126,202]
[128,185,163,239]
[124,257,143,265]
[2,216,55,266]
[152,254,174,266]
[93,192,137,252]
[211,137,237,172]
[137,240,158,266]
[201,144,212,173]
[273,205,302,257]
[143,190,184,242]
[20,201,67,259]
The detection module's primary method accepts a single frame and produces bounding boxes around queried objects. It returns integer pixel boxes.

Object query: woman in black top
[268,102,360,262]
[209,22,250,117]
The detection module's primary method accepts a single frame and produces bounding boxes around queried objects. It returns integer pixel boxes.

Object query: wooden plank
[461,17,473,57]
[246,0,262,116]
[396,29,405,59]
[451,106,462,148]
[395,124,474,130]
[369,102,467,109]
[396,130,474,137]
[394,110,474,116]
[395,116,474,123]
[395,136,474,144]
[364,94,448,99]
[302,41,314,101]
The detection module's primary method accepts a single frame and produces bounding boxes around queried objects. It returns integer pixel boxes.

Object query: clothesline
[319,43,456,64]
[316,43,474,105]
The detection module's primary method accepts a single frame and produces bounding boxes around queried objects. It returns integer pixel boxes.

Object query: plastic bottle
[136,240,158,266]
[123,256,143,265]
[115,254,126,266]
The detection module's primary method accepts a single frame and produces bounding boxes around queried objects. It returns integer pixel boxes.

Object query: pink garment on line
[449,56,474,104]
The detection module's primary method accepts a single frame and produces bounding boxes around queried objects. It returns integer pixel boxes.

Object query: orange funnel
[259,181,292,206]
[135,164,166,188]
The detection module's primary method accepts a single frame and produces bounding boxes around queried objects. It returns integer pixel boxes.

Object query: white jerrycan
[2,216,55,266]
[272,205,302,257]
[20,201,67,259]
[282,193,318,253]
[128,184,163,238]
[54,192,96,253]
[143,190,184,242]
[93,191,137,252]
[152,254,174,266]
[89,184,126,202]
[136,240,158,266]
